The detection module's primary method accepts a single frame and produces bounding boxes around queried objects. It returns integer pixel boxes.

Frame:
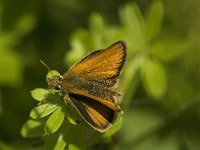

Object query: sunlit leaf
[68,144,80,150]
[120,2,146,54]
[103,113,122,138]
[30,103,59,119]
[0,50,23,87]
[44,107,65,133]
[150,38,189,62]
[67,115,78,125]
[89,13,105,48]
[46,70,61,81]
[21,119,46,138]
[145,1,164,42]
[54,134,67,150]
[31,88,49,101]
[142,59,167,98]
[65,29,90,65]
[121,56,144,104]
[15,13,36,37]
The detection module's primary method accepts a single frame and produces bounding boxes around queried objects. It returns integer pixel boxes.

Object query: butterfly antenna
[40,59,51,72]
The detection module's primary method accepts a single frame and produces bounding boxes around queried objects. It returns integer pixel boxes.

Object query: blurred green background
[1,0,200,149]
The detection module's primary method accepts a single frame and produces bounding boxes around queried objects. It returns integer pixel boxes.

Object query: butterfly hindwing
[68,93,115,132]
[67,87,121,111]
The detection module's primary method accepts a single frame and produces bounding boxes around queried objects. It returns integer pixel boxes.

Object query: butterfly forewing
[64,41,126,87]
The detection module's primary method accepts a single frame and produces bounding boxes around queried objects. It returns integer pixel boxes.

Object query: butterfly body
[47,41,127,132]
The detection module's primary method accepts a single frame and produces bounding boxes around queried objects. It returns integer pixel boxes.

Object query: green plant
[20,1,200,149]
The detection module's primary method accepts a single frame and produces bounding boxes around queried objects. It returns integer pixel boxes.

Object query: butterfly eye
[54,85,61,90]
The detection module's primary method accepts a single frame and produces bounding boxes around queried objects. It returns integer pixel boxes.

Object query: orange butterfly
[45,41,126,132]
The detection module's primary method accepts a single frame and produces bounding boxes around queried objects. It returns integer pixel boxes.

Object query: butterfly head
[47,75,63,90]
[40,60,63,91]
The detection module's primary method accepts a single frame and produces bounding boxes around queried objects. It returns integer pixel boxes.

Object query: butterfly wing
[63,41,126,111]
[68,93,115,132]
[64,41,126,87]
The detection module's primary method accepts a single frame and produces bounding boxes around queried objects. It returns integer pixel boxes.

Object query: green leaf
[61,115,103,149]
[45,107,65,134]
[128,134,179,150]
[15,13,36,37]
[119,108,164,148]
[46,92,62,102]
[89,13,105,48]
[103,113,122,138]
[68,144,80,150]
[30,103,59,119]
[0,49,23,87]
[54,134,67,150]
[20,119,46,138]
[0,94,2,116]
[142,59,167,98]
[66,104,81,126]
[46,70,61,81]
[0,141,14,150]
[121,56,144,104]
[120,2,146,54]
[67,116,78,125]
[145,1,164,42]
[31,88,49,101]
[65,29,88,65]
[150,38,189,62]
[0,33,18,49]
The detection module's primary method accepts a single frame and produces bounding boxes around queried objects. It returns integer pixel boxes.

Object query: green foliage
[145,1,164,42]
[141,59,166,98]
[44,106,65,134]
[0,49,23,87]
[29,101,59,119]
[0,0,37,88]
[31,88,49,101]
[21,88,64,138]
[64,12,124,66]
[1,0,200,149]
[21,71,122,149]
[60,0,200,149]
[46,70,61,81]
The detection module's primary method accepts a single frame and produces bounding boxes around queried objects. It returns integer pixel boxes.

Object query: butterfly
[44,41,127,132]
